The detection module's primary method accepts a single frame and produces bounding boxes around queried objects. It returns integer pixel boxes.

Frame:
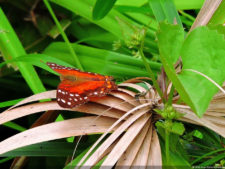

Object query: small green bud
[168,111,176,119]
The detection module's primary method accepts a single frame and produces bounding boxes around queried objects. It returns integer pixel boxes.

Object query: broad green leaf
[157,23,225,117]
[156,22,194,114]
[156,22,184,64]
[93,0,117,20]
[179,26,225,116]
[208,24,225,37]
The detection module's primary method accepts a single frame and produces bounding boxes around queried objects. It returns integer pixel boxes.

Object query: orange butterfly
[47,62,117,108]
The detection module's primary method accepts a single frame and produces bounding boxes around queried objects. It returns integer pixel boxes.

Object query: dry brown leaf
[116,121,151,167]
[9,90,56,110]
[147,129,162,167]
[78,105,151,167]
[0,101,125,125]
[176,106,225,137]
[100,114,151,167]
[0,116,117,154]
[131,121,153,167]
[122,77,151,83]
[1,76,224,169]
[0,102,62,124]
[190,0,222,31]
[94,95,135,111]
[110,90,140,106]
[119,83,148,94]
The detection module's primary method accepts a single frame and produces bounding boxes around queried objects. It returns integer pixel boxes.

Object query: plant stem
[43,0,84,71]
[179,10,195,22]
[139,29,165,102]
[165,127,170,165]
[167,85,174,105]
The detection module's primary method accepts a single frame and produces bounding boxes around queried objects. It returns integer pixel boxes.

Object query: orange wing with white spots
[47,62,117,108]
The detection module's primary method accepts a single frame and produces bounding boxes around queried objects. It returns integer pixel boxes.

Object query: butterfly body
[47,62,117,108]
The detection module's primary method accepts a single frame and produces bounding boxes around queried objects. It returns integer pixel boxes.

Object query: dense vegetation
[0,0,225,168]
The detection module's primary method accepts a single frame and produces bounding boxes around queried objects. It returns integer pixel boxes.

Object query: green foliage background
[0,0,225,168]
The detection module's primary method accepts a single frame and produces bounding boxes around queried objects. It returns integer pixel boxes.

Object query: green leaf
[193,130,203,139]
[157,23,225,117]
[158,133,192,168]
[48,19,71,39]
[93,0,117,20]
[43,42,161,78]
[156,22,194,114]
[200,153,225,167]
[0,8,46,94]
[149,0,182,26]
[208,0,225,26]
[50,0,158,53]
[0,98,23,108]
[115,5,150,14]
[157,22,184,64]
[179,26,225,116]
[3,122,26,132]
[0,142,74,157]
[171,122,185,135]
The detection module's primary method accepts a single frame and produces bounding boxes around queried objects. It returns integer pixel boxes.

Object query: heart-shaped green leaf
[157,23,225,117]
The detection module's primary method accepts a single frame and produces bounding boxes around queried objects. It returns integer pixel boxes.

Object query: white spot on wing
[58,89,61,93]
[75,94,79,97]
[61,99,66,103]
[67,102,71,105]
[70,94,74,96]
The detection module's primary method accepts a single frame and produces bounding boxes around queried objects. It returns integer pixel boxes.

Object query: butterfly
[47,62,118,108]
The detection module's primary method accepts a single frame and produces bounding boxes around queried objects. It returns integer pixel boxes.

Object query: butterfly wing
[47,62,117,108]
[47,62,106,81]
[57,80,117,108]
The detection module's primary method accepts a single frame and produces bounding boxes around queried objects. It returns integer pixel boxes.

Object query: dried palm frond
[0,78,224,168]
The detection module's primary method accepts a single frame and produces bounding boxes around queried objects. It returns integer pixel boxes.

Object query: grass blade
[0,8,46,94]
